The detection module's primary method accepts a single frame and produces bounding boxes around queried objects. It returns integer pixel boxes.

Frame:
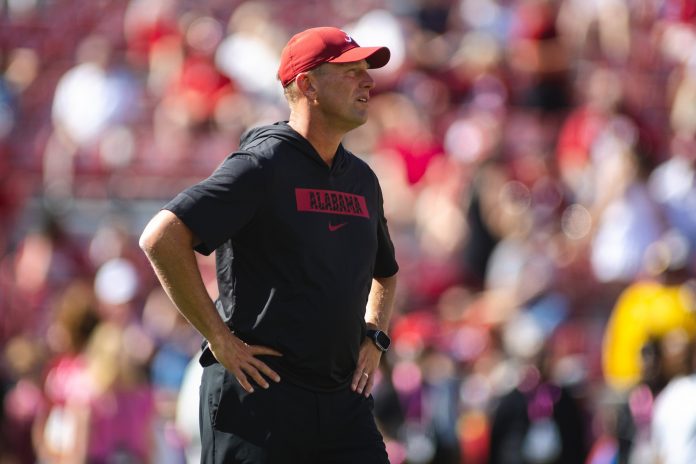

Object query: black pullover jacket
[165,122,399,391]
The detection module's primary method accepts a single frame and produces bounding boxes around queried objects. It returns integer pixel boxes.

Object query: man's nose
[361,72,375,89]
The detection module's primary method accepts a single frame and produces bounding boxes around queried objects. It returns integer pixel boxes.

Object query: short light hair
[283,80,301,104]
[282,65,327,104]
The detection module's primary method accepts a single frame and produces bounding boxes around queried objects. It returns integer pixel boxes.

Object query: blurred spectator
[602,234,696,391]
[602,238,696,462]
[143,287,200,464]
[459,156,506,289]
[585,387,622,464]
[648,137,696,273]
[372,358,407,463]
[94,257,141,325]
[612,337,665,464]
[0,212,91,344]
[175,352,204,464]
[214,1,284,102]
[420,349,462,463]
[488,315,588,464]
[588,124,666,284]
[123,0,182,74]
[344,8,406,87]
[1,335,46,464]
[56,321,155,463]
[651,337,696,464]
[557,0,631,62]
[506,0,571,113]
[161,13,233,130]
[45,34,142,197]
[32,279,100,463]
[610,328,693,463]
[555,65,625,202]
[374,92,445,187]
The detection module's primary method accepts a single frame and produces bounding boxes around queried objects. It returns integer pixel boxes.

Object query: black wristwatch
[366,329,391,352]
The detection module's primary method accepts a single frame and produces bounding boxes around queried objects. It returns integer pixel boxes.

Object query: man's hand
[354,274,396,396]
[209,332,282,393]
[351,339,383,397]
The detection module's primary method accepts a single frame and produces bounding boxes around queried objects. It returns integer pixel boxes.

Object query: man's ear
[296,72,317,100]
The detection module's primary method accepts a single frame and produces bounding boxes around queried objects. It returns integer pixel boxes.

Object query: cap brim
[328,46,391,69]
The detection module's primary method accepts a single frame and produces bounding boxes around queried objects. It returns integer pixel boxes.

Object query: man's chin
[348,114,369,130]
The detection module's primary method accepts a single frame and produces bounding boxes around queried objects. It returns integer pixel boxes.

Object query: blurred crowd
[2,0,696,463]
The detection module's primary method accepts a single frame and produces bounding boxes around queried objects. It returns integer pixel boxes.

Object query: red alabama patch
[295,188,370,218]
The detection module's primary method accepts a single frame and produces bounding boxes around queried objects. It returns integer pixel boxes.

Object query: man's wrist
[365,322,380,331]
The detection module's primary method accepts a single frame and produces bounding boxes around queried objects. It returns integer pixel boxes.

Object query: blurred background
[2,0,696,463]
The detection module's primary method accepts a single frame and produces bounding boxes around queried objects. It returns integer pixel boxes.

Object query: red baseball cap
[278,27,390,87]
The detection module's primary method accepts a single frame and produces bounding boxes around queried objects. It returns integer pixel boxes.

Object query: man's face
[311,60,375,132]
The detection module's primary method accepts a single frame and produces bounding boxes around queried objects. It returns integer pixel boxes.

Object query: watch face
[375,331,391,350]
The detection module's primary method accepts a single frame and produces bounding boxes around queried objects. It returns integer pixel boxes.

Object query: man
[139,26,398,463]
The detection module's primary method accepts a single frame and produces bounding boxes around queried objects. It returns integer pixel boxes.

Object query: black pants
[199,362,389,464]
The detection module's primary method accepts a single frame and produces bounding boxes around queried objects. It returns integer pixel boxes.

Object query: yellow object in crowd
[602,281,696,391]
